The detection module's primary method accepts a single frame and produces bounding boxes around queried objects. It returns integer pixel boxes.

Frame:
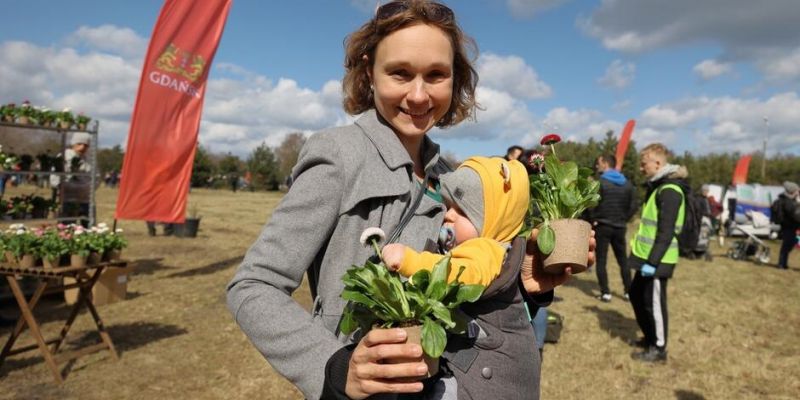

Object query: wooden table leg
[4,275,63,384]
[1,276,48,368]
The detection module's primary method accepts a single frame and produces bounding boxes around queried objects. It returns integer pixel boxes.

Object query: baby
[382,156,529,288]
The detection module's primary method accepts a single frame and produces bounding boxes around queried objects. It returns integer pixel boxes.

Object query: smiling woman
[226,1,584,400]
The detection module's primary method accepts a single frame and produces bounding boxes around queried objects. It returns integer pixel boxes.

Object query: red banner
[615,119,635,171]
[115,0,232,223]
[732,154,752,185]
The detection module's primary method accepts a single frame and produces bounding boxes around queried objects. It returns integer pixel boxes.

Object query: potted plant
[0,103,15,122]
[102,225,127,261]
[3,224,39,268]
[75,113,91,131]
[39,108,57,127]
[338,228,485,377]
[35,227,69,269]
[175,202,201,238]
[65,224,94,267]
[527,134,600,274]
[56,108,75,130]
[15,100,33,125]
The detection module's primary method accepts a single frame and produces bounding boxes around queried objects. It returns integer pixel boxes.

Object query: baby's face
[443,204,478,245]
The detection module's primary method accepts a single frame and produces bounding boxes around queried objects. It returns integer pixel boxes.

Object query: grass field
[0,186,798,399]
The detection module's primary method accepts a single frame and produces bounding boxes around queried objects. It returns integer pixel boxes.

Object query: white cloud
[477,53,552,99]
[506,0,571,18]
[0,28,345,156]
[66,24,148,60]
[580,0,800,82]
[693,59,732,80]
[597,59,635,89]
[638,92,800,153]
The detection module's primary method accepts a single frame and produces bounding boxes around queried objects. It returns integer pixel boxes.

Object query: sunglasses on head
[375,1,454,22]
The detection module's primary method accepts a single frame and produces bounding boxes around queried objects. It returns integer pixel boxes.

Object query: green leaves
[526,146,601,227]
[339,254,485,358]
[421,317,447,358]
[538,223,555,255]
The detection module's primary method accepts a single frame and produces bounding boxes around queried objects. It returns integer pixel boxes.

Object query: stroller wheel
[757,252,770,265]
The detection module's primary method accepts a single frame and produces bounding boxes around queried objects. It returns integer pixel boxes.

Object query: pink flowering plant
[33,226,70,263]
[526,134,600,255]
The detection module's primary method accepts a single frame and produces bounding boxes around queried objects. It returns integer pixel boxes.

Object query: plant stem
[371,239,384,264]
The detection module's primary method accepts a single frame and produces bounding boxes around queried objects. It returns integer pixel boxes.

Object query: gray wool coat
[226,109,540,400]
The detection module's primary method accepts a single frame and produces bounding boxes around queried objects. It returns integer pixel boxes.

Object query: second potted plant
[528,134,600,274]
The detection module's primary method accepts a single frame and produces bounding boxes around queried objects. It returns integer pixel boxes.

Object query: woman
[227,2,588,399]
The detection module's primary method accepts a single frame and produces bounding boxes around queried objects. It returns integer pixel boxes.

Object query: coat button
[481,367,493,379]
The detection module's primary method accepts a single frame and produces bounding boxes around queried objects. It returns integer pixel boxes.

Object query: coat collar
[355,109,441,174]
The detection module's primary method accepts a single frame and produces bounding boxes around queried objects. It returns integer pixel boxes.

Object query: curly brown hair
[342,0,479,128]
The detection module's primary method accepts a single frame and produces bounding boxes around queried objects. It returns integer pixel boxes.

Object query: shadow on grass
[165,256,243,279]
[564,274,599,299]
[129,257,171,276]
[583,305,639,344]
[675,389,706,400]
[0,321,187,379]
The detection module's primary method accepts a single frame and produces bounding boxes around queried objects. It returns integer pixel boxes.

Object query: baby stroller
[726,220,771,265]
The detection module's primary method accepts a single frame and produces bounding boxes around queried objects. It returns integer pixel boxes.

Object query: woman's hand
[520,228,596,294]
[345,328,427,399]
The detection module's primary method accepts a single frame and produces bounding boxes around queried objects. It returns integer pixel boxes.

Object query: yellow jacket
[397,157,529,286]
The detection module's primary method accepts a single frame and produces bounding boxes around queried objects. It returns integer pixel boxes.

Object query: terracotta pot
[78,123,86,131]
[88,252,102,265]
[71,254,87,268]
[42,257,59,270]
[16,116,29,125]
[18,254,36,269]
[541,219,592,275]
[384,325,439,379]
[59,121,71,130]
[4,251,15,264]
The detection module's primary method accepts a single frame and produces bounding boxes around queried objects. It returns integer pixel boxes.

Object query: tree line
[95,130,798,193]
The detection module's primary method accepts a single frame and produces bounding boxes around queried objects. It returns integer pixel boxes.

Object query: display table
[0,261,126,383]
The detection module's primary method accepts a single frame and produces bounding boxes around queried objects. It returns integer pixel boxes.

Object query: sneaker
[632,346,667,363]
[597,293,612,302]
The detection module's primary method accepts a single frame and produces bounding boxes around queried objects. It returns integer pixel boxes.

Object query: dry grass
[0,186,798,399]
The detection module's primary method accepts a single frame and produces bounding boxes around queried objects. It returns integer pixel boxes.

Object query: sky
[1,0,799,159]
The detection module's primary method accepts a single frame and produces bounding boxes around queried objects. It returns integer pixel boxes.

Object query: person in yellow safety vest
[628,143,688,363]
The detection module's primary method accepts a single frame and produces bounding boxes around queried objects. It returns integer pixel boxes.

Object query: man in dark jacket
[628,143,689,363]
[776,181,799,269]
[589,154,637,302]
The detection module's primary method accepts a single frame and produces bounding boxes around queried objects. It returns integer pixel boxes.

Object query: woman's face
[370,23,454,141]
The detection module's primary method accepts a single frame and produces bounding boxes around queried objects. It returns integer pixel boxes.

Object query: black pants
[778,228,798,269]
[594,224,631,295]
[630,272,669,349]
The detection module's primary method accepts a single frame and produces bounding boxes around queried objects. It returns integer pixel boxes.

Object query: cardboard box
[64,265,134,306]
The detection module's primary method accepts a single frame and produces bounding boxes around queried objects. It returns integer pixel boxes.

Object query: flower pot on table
[42,257,59,270]
[384,324,439,379]
[18,254,36,269]
[541,219,591,275]
[70,254,87,268]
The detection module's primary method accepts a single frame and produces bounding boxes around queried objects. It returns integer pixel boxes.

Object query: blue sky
[1,0,799,159]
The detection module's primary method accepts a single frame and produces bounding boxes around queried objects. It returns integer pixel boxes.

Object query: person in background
[775,181,800,270]
[588,154,637,302]
[628,143,689,363]
[60,132,94,227]
[504,145,524,161]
